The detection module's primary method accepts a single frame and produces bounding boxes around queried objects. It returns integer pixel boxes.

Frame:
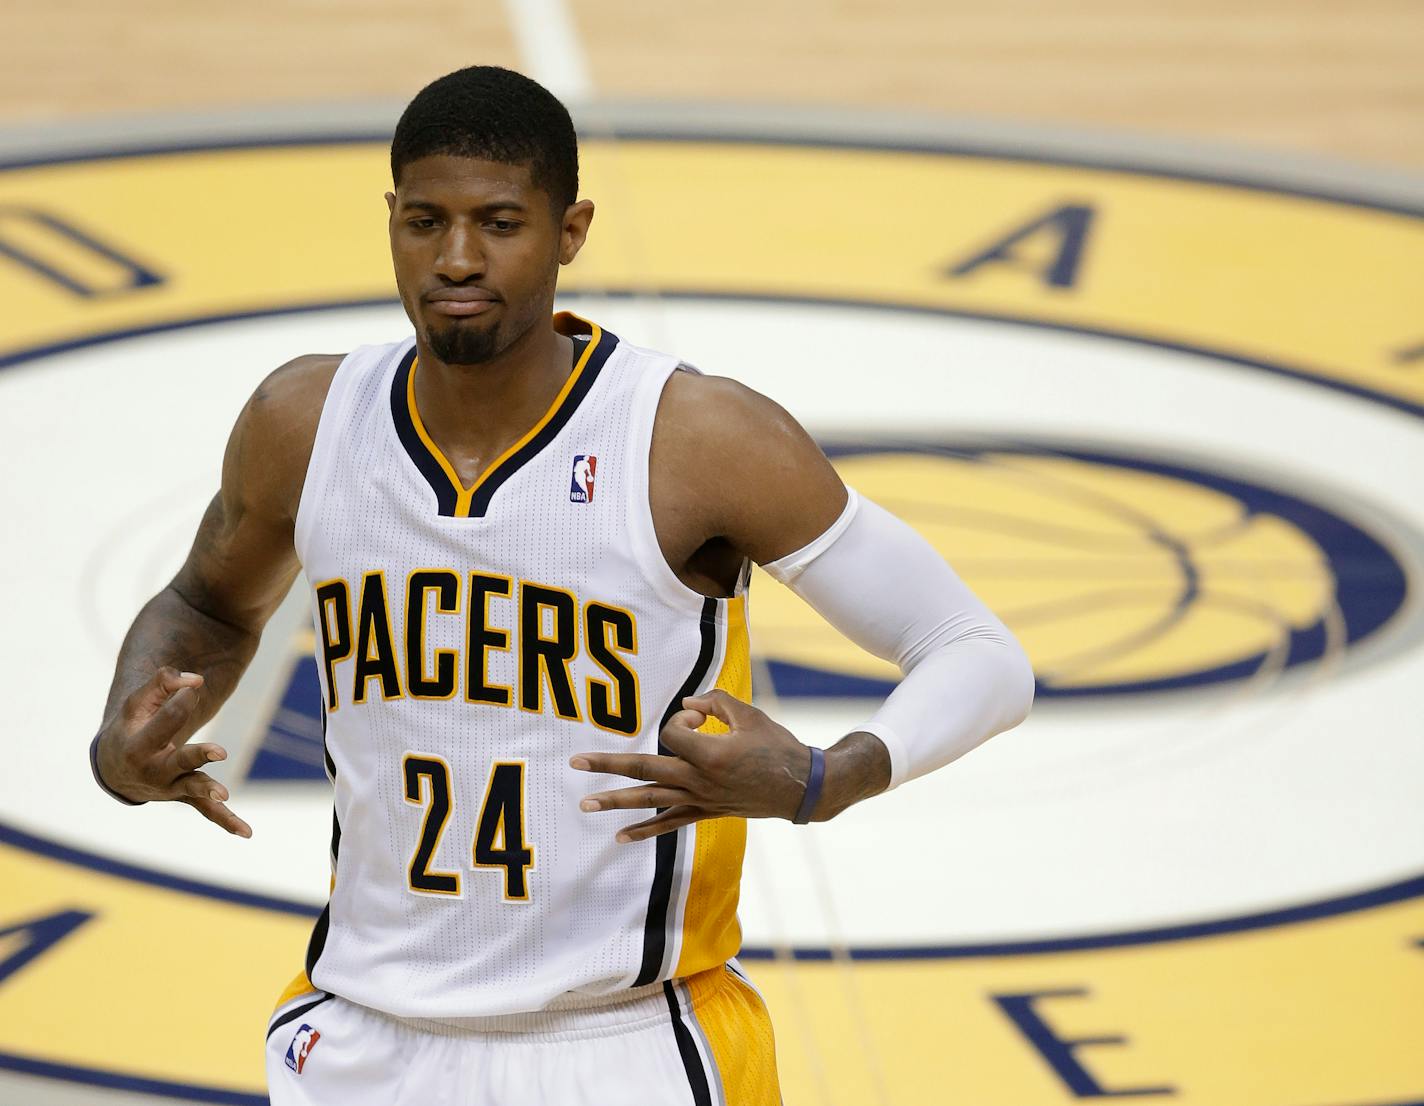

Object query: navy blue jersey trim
[389,345,459,515]
[664,981,715,1106]
[302,905,330,981]
[466,328,615,517]
[305,703,338,981]
[635,597,721,987]
[385,330,614,518]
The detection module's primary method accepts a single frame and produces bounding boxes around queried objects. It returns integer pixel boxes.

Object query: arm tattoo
[100,488,289,737]
[101,586,260,737]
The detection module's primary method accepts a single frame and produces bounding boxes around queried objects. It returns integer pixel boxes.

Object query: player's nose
[434,223,486,282]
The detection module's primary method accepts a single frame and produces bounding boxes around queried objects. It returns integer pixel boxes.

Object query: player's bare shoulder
[650,366,847,565]
[654,367,813,476]
[229,352,345,523]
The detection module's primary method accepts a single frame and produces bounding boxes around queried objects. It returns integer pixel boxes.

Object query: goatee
[425,321,501,365]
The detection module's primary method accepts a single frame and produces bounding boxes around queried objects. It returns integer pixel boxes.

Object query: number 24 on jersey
[402,753,534,901]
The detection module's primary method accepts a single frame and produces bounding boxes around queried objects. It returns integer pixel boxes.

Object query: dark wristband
[792,746,825,825]
[89,732,146,806]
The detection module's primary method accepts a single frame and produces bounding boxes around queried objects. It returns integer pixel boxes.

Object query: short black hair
[390,66,578,211]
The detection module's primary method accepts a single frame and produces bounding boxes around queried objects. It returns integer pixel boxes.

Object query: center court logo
[285,1023,321,1074]
[570,453,597,502]
[0,120,1419,1106]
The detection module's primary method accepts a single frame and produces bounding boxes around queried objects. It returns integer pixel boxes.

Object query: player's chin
[424,318,504,365]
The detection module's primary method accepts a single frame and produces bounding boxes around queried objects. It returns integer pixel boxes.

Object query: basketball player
[88,67,1034,1104]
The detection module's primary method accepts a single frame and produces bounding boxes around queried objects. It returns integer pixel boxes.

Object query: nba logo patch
[285,1023,321,1074]
[570,454,597,503]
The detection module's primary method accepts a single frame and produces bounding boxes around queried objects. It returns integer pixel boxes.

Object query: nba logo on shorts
[284,1023,321,1074]
[570,454,597,503]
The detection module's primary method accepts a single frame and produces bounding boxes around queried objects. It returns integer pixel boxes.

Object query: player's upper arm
[657,370,849,565]
[168,354,342,635]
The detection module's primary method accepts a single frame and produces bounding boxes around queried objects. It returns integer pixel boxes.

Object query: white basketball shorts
[265,960,780,1105]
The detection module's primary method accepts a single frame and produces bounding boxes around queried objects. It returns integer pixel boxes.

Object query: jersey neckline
[389,312,619,518]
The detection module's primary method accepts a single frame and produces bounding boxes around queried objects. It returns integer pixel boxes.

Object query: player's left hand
[570,689,811,842]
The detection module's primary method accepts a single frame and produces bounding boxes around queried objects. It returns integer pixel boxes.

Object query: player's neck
[412,323,574,486]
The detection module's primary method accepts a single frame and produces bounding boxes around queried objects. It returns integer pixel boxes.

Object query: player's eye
[487,219,520,233]
[408,217,439,229]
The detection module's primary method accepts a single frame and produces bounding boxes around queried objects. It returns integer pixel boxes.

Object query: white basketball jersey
[288,312,752,1019]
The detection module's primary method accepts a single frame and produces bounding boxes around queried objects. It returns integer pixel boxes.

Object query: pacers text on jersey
[313,569,642,736]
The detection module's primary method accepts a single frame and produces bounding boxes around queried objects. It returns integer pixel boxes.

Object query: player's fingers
[125,667,203,724]
[133,685,200,750]
[179,794,253,838]
[665,707,708,731]
[568,752,690,785]
[657,718,715,761]
[579,785,692,812]
[167,770,228,804]
[617,805,702,843]
[160,668,205,694]
[172,742,227,774]
[682,689,753,728]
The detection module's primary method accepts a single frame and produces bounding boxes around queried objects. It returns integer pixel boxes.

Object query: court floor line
[500,0,592,102]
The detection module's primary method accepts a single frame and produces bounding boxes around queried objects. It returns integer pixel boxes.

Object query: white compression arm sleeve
[762,489,1035,790]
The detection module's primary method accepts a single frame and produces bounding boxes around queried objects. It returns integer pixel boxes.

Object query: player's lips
[425,289,500,317]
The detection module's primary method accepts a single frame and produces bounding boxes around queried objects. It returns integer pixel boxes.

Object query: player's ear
[559,200,594,266]
[384,191,396,215]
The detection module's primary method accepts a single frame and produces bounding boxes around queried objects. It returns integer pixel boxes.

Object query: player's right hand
[94,667,253,838]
